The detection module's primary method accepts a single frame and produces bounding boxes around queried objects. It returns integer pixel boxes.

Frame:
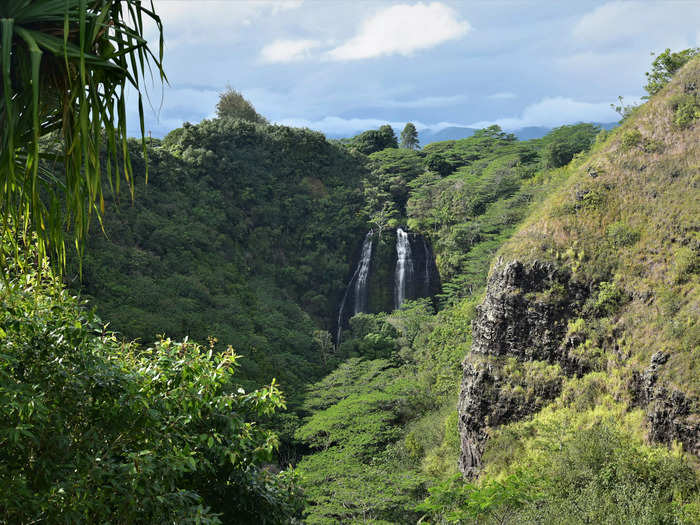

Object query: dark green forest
[70,120,369,400]
[1,3,699,521]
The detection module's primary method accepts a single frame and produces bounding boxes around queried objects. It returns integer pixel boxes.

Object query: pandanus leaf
[0,0,166,272]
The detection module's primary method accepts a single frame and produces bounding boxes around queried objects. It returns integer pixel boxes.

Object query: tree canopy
[216,86,268,123]
[0,254,303,524]
[644,47,700,96]
[350,124,399,155]
[540,123,600,168]
[400,122,419,150]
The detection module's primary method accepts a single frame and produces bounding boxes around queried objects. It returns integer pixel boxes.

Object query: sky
[129,0,700,138]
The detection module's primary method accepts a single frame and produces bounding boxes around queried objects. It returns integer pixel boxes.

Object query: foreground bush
[0,261,303,524]
[418,409,699,524]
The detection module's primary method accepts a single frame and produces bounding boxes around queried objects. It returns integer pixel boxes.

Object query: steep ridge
[458,57,700,476]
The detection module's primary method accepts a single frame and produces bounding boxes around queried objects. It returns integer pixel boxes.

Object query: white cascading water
[353,231,374,315]
[394,228,414,308]
[336,231,373,344]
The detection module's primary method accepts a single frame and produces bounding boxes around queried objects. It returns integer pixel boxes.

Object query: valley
[1,4,698,521]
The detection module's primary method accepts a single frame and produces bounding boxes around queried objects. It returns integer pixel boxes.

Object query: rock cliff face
[458,259,588,477]
[458,261,700,478]
[470,259,589,361]
[633,352,700,457]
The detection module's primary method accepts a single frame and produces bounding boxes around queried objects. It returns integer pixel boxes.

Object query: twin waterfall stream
[394,228,414,309]
[354,232,374,315]
[336,228,438,344]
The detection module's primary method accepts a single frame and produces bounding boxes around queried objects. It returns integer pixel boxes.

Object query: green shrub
[669,93,700,128]
[620,128,643,150]
[416,471,540,524]
[642,137,665,153]
[572,186,609,212]
[0,264,303,524]
[568,339,606,372]
[606,221,640,248]
[671,246,699,283]
[405,431,424,460]
[522,422,699,524]
[446,406,700,525]
[593,281,627,316]
[619,129,664,153]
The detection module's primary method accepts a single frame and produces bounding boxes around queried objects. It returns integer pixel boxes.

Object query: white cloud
[573,1,700,50]
[275,116,405,135]
[274,115,497,137]
[149,0,304,47]
[137,90,627,139]
[274,95,628,137]
[487,92,517,100]
[285,95,628,137]
[126,85,221,137]
[469,96,632,129]
[260,39,321,63]
[520,97,620,126]
[327,2,470,61]
[381,94,467,108]
[270,0,304,14]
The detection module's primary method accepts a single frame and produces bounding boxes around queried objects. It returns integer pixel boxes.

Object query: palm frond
[0,0,166,270]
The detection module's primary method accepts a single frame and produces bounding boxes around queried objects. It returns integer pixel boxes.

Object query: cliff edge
[458,57,700,477]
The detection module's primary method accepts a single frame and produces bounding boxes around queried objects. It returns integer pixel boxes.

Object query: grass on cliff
[416,56,700,525]
[496,57,700,407]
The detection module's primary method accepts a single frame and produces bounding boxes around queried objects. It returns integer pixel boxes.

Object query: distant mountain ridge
[422,122,618,143]
[326,122,618,144]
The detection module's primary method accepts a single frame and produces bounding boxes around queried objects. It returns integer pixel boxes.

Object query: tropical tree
[350,124,398,155]
[400,122,419,149]
[540,123,600,168]
[644,47,700,96]
[0,254,304,523]
[0,0,165,268]
[216,86,267,123]
[313,329,334,367]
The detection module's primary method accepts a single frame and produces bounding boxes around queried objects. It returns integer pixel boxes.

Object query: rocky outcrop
[633,352,700,457]
[458,259,589,477]
[458,260,699,478]
[470,259,588,361]
[458,361,493,474]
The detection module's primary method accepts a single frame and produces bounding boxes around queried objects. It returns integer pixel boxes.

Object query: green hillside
[424,54,700,524]
[71,119,368,398]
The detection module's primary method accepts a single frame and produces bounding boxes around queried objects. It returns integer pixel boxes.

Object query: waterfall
[353,232,374,314]
[394,228,414,308]
[336,231,373,344]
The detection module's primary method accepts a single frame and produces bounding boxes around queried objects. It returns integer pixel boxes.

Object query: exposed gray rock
[458,362,492,475]
[470,260,587,362]
[458,258,700,479]
[633,352,700,457]
[458,259,588,478]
